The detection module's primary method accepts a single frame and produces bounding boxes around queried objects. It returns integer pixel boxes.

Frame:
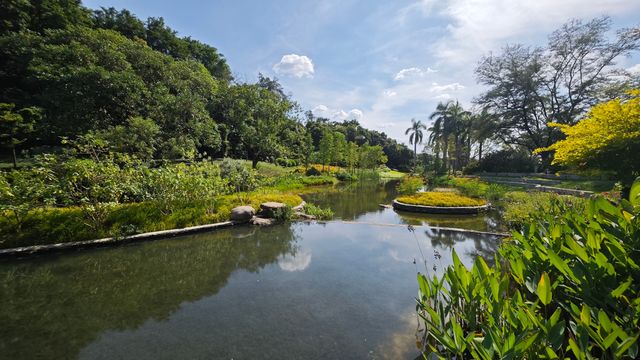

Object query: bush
[397,176,424,194]
[462,160,479,175]
[302,203,334,220]
[219,158,258,192]
[335,171,358,181]
[416,186,640,359]
[502,191,587,228]
[275,158,298,167]
[305,166,322,176]
[475,149,538,173]
[445,177,509,202]
[396,192,487,207]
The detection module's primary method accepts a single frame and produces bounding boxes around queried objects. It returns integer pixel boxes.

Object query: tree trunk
[442,139,449,173]
[11,145,17,169]
[252,158,259,169]
[478,141,483,161]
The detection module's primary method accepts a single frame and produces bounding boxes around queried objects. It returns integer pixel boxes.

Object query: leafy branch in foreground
[416,179,640,359]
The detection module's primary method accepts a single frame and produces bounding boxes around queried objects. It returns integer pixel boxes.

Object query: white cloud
[273,54,315,78]
[430,82,465,92]
[394,67,437,80]
[334,108,364,121]
[383,90,397,97]
[311,104,330,117]
[424,0,640,66]
[433,93,452,100]
[312,105,363,121]
[628,63,640,74]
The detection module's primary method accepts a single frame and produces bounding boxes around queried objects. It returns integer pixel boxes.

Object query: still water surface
[0,181,502,359]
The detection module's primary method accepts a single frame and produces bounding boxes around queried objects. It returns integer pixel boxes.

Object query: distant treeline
[0,0,413,170]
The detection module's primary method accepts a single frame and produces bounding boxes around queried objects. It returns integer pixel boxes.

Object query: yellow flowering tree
[536,90,640,189]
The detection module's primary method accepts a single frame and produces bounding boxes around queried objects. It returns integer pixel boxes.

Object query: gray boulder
[259,202,287,218]
[230,206,255,222]
[250,216,276,226]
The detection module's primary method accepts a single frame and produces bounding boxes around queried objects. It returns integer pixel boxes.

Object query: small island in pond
[393,192,488,214]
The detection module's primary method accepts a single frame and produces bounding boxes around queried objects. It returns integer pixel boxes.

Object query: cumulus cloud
[312,105,363,121]
[394,67,437,81]
[430,82,465,92]
[273,54,315,78]
[423,0,640,65]
[334,109,364,121]
[628,63,640,74]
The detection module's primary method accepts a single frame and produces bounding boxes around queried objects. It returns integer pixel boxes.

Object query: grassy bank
[0,158,401,249]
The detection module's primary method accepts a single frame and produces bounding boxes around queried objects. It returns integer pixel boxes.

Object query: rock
[378,204,391,209]
[295,211,316,220]
[230,206,255,222]
[250,216,276,226]
[292,201,306,212]
[259,202,287,218]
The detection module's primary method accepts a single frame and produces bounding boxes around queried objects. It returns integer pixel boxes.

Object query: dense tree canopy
[0,0,412,170]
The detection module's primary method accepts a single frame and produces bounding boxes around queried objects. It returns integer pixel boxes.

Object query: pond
[0,180,503,359]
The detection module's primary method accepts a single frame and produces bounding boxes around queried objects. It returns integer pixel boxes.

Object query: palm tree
[470,108,496,162]
[446,101,471,171]
[429,101,454,172]
[405,118,427,161]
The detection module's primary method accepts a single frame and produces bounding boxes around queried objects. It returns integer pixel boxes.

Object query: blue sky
[83,0,640,144]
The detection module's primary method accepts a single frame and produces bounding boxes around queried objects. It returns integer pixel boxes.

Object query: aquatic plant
[416,179,640,359]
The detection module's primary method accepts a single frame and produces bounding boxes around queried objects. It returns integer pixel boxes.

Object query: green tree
[318,128,333,171]
[476,17,640,164]
[331,131,347,166]
[405,118,427,162]
[217,83,293,168]
[0,103,40,168]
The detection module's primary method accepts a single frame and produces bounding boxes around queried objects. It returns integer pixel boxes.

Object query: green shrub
[416,183,640,359]
[219,158,258,192]
[305,166,322,176]
[397,176,424,194]
[302,203,334,220]
[335,171,358,182]
[502,191,587,228]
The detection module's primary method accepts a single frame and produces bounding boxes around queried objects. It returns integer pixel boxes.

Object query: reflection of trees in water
[0,225,298,360]
[303,180,400,220]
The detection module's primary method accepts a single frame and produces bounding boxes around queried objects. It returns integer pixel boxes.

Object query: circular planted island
[392,192,489,215]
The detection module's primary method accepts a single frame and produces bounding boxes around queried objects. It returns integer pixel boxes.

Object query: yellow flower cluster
[535,90,640,167]
[396,192,487,207]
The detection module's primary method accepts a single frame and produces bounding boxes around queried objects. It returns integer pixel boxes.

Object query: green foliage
[417,185,640,359]
[335,171,358,182]
[219,158,258,193]
[474,149,538,173]
[396,176,424,194]
[445,177,509,202]
[305,166,322,176]
[301,203,334,220]
[502,191,587,228]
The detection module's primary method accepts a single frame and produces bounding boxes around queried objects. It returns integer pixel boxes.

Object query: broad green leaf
[630,177,640,206]
[615,334,639,358]
[537,272,552,306]
[580,304,591,327]
[612,277,632,298]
